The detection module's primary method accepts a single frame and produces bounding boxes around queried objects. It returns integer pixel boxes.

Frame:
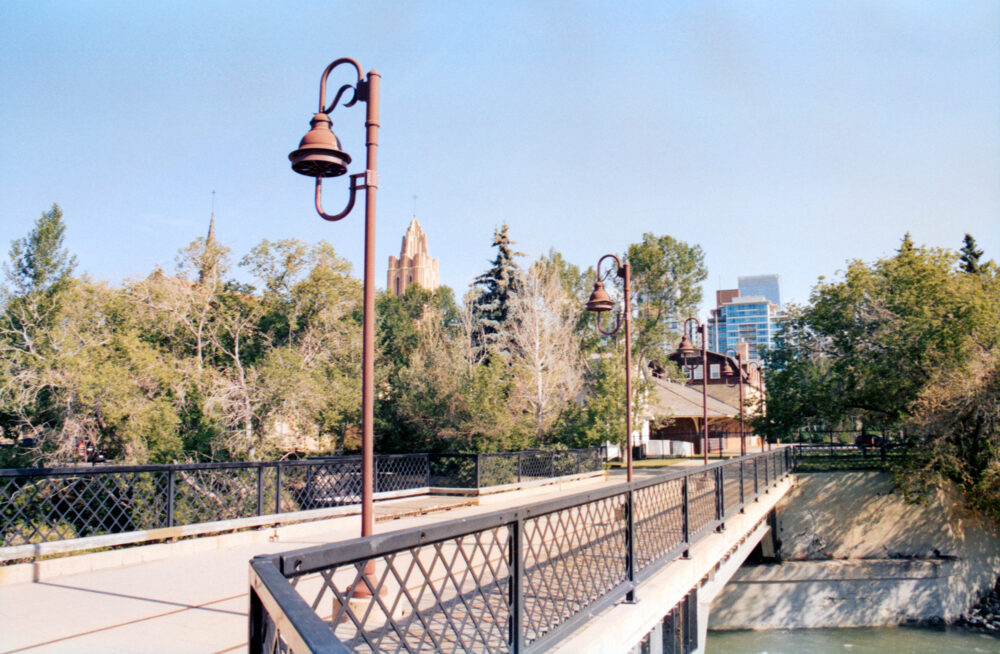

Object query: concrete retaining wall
[710,471,1000,629]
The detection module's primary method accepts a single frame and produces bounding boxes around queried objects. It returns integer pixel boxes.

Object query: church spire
[206,190,217,245]
[199,191,219,286]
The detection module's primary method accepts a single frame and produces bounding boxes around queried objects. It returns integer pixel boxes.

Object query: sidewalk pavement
[0,467,673,653]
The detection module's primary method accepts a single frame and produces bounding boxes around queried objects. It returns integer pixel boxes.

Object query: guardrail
[248,448,792,653]
[1,447,603,549]
[790,443,903,471]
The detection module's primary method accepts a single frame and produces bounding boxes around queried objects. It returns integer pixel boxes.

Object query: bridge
[0,448,795,653]
[250,450,793,654]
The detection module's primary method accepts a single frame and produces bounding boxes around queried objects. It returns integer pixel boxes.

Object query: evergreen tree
[898,232,915,255]
[4,204,76,296]
[960,233,984,274]
[471,224,524,355]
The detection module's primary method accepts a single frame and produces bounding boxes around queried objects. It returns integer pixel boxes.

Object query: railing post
[626,488,637,602]
[754,456,759,497]
[374,455,380,495]
[257,464,264,517]
[475,454,482,489]
[274,462,282,516]
[509,517,525,652]
[577,450,582,475]
[716,466,724,524]
[549,452,555,478]
[517,452,523,483]
[166,468,175,528]
[739,459,745,507]
[248,586,266,654]
[682,474,690,557]
[425,454,431,488]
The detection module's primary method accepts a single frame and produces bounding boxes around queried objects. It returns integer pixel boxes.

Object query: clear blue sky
[2,2,997,311]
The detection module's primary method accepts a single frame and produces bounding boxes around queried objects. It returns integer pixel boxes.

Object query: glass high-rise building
[707,275,783,363]
[738,275,781,307]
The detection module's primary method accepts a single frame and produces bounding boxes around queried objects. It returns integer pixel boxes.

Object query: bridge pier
[551,475,795,654]
[691,518,773,653]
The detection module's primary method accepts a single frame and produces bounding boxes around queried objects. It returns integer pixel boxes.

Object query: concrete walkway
[0,468,672,653]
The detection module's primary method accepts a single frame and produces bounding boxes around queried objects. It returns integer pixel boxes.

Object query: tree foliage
[627,233,707,379]
[759,235,1000,518]
[1,207,714,467]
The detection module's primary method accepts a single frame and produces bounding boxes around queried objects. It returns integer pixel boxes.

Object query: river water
[707,626,1000,653]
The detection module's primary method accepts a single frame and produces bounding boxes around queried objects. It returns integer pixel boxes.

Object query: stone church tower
[387,218,439,296]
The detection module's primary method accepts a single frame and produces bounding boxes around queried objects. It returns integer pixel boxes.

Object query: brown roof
[647,378,740,420]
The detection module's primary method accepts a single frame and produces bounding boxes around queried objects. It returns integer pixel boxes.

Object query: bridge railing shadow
[249,448,795,654]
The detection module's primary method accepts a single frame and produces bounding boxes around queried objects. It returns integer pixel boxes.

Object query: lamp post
[676,318,709,465]
[743,360,765,451]
[722,348,745,456]
[585,255,633,483]
[288,58,379,542]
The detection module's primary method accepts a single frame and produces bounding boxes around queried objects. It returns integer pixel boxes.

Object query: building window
[710,364,720,379]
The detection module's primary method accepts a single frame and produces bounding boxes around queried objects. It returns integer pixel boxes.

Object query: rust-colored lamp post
[676,318,709,465]
[722,348,745,456]
[744,360,766,451]
[585,255,633,483]
[288,58,379,543]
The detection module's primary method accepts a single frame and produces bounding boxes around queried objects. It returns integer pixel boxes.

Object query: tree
[507,260,584,441]
[960,233,984,274]
[758,236,1000,517]
[627,233,707,380]
[5,204,76,297]
[471,224,524,356]
[375,284,459,452]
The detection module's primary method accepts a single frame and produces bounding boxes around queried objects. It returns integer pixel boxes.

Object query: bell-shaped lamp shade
[585,281,614,313]
[289,113,352,178]
[675,333,698,360]
[722,358,736,377]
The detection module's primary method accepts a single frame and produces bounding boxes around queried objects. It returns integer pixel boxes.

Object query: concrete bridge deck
[1,467,682,653]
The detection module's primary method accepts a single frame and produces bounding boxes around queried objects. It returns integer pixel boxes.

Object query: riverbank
[710,471,1000,629]
[958,575,1000,634]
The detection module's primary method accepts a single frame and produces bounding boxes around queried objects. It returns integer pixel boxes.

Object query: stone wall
[709,471,1000,629]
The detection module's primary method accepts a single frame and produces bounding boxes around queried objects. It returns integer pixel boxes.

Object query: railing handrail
[0,447,602,479]
[277,450,770,577]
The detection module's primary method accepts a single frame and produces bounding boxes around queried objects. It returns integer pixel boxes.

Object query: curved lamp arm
[310,58,371,222]
[315,173,366,222]
[319,58,364,113]
[594,254,626,336]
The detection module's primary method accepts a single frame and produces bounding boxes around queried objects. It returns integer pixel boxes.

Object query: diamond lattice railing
[290,526,514,653]
[1,471,167,545]
[722,464,742,518]
[634,477,685,571]
[479,454,518,487]
[427,454,476,488]
[521,494,628,644]
[519,452,553,481]
[377,455,429,493]
[686,471,718,536]
[173,467,260,525]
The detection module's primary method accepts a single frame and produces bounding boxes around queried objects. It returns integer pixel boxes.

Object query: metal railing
[790,442,903,471]
[248,448,792,653]
[428,449,605,488]
[639,431,768,458]
[1,448,602,548]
